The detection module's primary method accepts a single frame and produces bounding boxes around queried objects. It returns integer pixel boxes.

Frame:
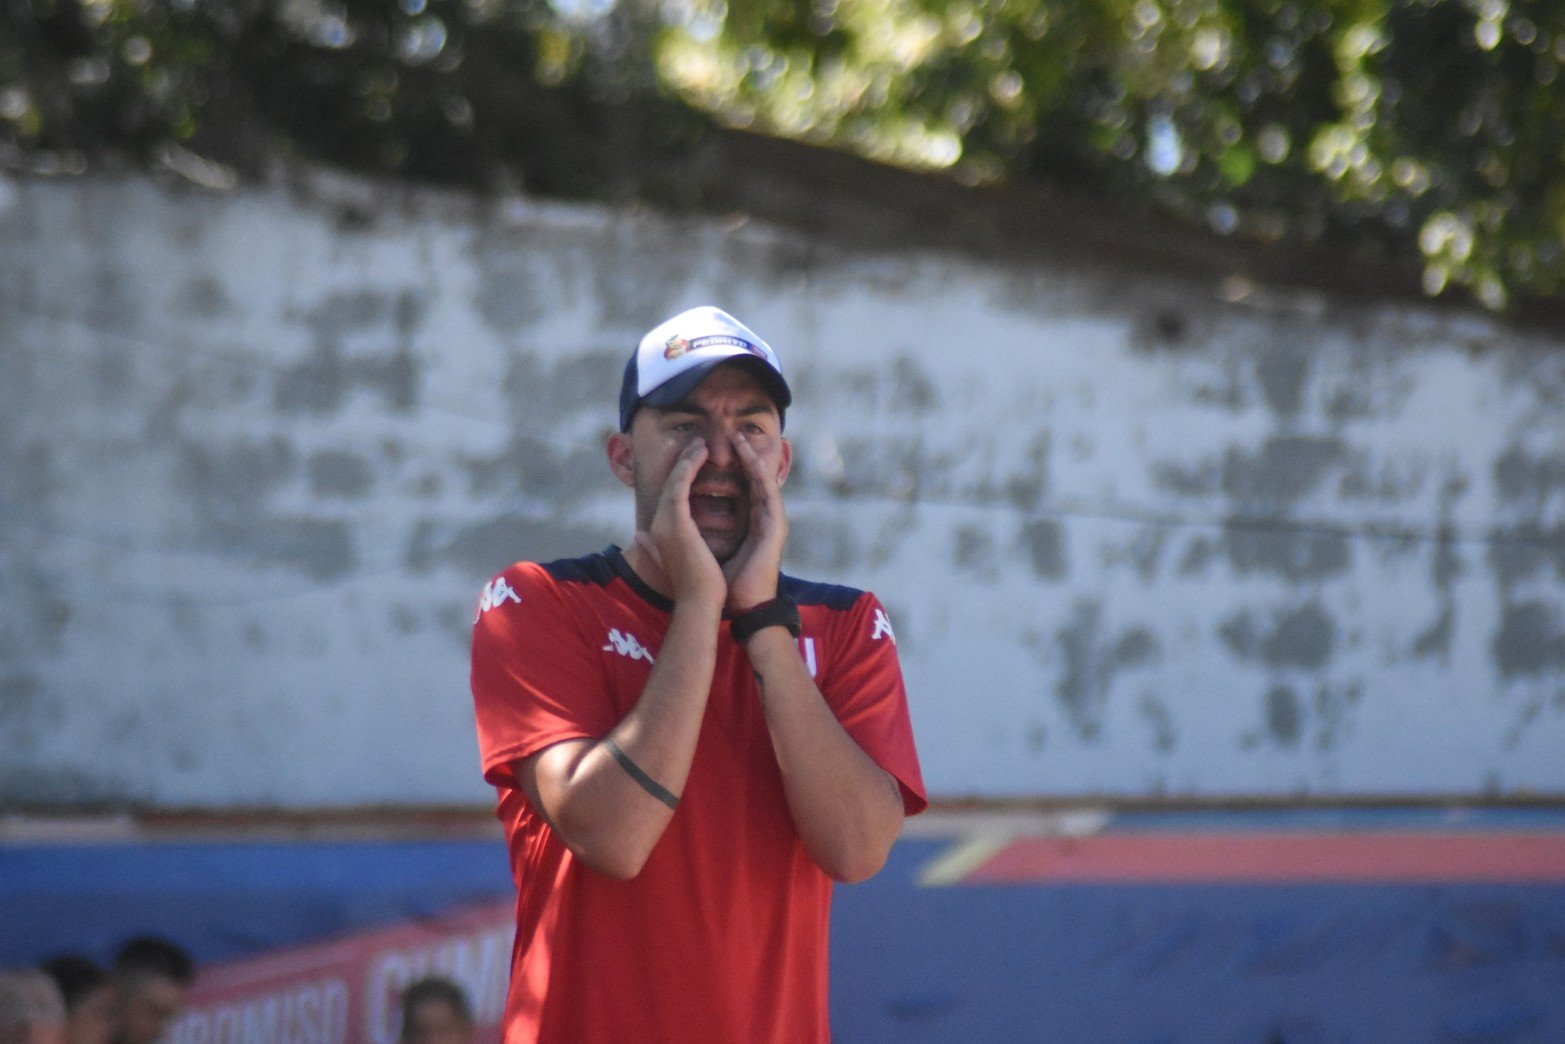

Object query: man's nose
[702,425,737,466]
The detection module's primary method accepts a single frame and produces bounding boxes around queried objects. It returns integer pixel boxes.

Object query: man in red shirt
[471,306,926,1042]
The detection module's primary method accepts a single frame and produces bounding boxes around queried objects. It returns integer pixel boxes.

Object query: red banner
[166,900,514,1044]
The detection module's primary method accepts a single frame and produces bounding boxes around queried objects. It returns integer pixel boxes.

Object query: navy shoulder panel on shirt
[781,574,865,611]
[538,550,617,587]
[537,554,865,610]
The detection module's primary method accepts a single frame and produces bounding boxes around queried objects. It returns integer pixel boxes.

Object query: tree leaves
[669,0,1565,311]
[3,0,1562,311]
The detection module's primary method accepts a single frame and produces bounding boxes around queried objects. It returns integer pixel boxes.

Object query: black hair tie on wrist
[729,595,801,642]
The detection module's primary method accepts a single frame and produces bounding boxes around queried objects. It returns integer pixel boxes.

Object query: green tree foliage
[663,0,1565,310]
[3,0,1562,310]
[0,0,701,197]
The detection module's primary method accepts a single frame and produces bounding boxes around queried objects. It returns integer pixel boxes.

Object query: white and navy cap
[618,306,792,431]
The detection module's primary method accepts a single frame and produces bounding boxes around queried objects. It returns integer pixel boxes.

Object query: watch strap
[729,595,801,642]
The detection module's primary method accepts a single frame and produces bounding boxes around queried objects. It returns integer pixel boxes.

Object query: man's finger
[661,439,709,509]
[731,432,778,501]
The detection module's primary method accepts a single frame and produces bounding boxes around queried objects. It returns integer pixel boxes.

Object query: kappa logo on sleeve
[603,629,655,664]
[871,608,897,644]
[475,576,522,620]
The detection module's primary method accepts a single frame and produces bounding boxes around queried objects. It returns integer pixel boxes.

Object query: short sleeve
[818,593,928,816]
[470,564,617,789]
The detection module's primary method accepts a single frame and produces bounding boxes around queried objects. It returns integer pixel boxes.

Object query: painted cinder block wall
[1,171,1562,808]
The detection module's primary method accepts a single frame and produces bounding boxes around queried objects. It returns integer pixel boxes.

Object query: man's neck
[621,540,674,598]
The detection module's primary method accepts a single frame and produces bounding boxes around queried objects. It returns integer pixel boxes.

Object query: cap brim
[633,356,792,425]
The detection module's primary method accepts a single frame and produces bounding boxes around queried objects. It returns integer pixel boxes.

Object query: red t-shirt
[470,547,926,1043]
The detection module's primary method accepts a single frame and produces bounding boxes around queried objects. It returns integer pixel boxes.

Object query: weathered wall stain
[270,290,424,414]
[309,450,376,498]
[1005,435,1050,511]
[1493,447,1565,509]
[175,276,235,318]
[1254,339,1312,418]
[1264,683,1303,747]
[0,675,47,747]
[1318,334,1418,422]
[273,342,419,415]
[1489,524,1565,587]
[1220,603,1336,671]
[1105,528,1168,585]
[782,516,860,575]
[1153,459,1221,497]
[1055,602,1159,741]
[1222,436,1345,511]
[0,768,137,806]
[501,353,624,424]
[1,567,74,658]
[460,434,609,507]
[1222,522,1353,581]
[1138,694,1177,753]
[1019,519,1067,580]
[201,516,357,580]
[953,525,999,580]
[1411,603,1454,661]
[1252,681,1361,751]
[176,436,298,506]
[1,173,1563,806]
[1493,602,1565,679]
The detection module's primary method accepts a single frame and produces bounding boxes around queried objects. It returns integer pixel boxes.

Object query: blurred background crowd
[0,939,473,1044]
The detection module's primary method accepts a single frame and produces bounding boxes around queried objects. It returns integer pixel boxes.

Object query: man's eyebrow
[659,401,776,419]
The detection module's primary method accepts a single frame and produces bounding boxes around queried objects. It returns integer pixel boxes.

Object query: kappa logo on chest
[599,628,821,676]
[603,628,656,664]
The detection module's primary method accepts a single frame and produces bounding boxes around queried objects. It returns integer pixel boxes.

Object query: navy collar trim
[605,545,674,613]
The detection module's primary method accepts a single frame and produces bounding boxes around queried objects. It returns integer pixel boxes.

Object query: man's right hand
[635,438,727,606]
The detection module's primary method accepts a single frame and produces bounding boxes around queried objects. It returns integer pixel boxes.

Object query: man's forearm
[744,628,905,883]
[525,594,723,879]
[609,592,724,791]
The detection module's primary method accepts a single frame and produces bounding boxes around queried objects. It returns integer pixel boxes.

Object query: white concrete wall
[2,171,1563,807]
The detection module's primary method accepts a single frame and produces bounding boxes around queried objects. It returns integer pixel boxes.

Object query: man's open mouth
[691,494,739,518]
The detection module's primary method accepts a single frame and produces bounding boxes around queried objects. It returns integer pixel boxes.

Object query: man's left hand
[723,430,788,611]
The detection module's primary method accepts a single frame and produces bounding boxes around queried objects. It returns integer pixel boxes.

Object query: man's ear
[776,437,792,487]
[606,431,636,488]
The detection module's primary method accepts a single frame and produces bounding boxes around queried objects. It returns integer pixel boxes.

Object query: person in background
[37,959,114,1044]
[0,967,66,1044]
[108,939,192,1044]
[397,978,475,1044]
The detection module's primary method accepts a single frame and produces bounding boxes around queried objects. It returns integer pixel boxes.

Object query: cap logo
[663,335,691,360]
[688,333,765,358]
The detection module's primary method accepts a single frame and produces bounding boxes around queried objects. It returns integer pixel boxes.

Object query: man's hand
[635,438,727,607]
[723,430,789,611]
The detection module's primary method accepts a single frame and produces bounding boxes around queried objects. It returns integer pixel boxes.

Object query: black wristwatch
[729,594,801,642]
